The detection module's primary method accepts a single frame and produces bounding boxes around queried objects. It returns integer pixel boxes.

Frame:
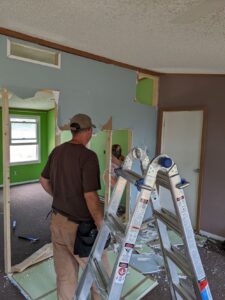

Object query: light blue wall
[0,35,157,156]
[0,35,157,211]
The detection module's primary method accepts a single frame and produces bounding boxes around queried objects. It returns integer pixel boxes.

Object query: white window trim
[9,115,41,165]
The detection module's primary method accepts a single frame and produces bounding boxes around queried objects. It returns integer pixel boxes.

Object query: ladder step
[105,213,126,242]
[153,208,182,235]
[173,282,196,300]
[90,259,110,296]
[164,247,193,279]
[157,171,190,190]
[115,169,152,191]
[156,170,172,189]
[115,168,142,184]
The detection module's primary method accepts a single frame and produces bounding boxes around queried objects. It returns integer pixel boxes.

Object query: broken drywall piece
[135,243,154,254]
[11,243,53,273]
[11,250,158,300]
[130,253,164,274]
[195,234,207,248]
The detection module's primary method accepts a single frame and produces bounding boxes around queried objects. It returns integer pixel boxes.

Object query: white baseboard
[200,230,225,241]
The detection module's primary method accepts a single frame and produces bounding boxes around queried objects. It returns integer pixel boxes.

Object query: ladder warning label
[119,262,128,268]
[118,267,126,276]
[125,243,134,248]
[115,263,128,284]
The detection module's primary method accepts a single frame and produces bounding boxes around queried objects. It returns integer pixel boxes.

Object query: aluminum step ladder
[75,148,212,300]
[148,161,212,300]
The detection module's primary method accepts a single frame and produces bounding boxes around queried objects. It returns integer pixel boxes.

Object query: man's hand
[84,191,104,230]
[40,176,53,196]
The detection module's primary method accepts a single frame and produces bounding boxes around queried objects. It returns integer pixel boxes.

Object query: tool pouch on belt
[74,220,110,257]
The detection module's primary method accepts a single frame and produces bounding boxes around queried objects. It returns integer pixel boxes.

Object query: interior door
[160,110,204,229]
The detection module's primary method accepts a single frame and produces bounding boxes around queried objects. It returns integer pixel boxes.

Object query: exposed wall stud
[2,88,11,274]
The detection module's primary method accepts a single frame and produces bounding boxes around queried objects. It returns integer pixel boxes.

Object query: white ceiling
[0,0,225,74]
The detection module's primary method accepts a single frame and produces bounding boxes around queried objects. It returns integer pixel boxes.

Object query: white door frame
[1,88,60,274]
[157,107,207,232]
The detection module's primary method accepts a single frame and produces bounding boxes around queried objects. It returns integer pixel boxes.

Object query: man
[40,113,107,300]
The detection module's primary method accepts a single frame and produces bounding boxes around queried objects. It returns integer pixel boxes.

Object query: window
[10,116,40,164]
[7,39,61,69]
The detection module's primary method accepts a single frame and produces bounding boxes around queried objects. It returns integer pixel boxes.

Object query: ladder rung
[156,170,171,189]
[115,169,152,191]
[164,247,193,279]
[105,213,126,242]
[115,168,142,183]
[154,209,182,235]
[90,259,109,296]
[173,282,196,300]
[176,181,190,189]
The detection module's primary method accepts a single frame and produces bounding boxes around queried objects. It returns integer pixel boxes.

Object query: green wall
[0,108,50,185]
[136,77,154,106]
[60,130,72,144]
[89,131,108,197]
[90,130,129,206]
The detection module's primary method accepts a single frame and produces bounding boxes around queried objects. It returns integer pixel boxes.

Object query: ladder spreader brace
[75,148,213,300]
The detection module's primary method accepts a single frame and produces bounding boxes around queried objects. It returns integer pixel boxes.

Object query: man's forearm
[40,176,53,196]
[84,191,104,229]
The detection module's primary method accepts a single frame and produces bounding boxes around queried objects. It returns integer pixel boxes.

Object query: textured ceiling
[0,0,225,74]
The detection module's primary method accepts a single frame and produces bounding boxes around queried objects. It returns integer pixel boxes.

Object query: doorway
[1,88,59,273]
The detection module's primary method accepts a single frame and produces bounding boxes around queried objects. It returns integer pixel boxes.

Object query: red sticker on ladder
[118,267,126,276]
[198,278,208,291]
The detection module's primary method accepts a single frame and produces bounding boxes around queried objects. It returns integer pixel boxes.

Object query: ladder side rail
[107,148,134,215]
[157,219,183,300]
[75,264,96,300]
[151,189,189,300]
[168,163,213,300]
[173,283,196,300]
[108,146,151,215]
[75,224,111,300]
[76,175,129,300]
[107,176,127,215]
[151,157,208,300]
[106,161,158,300]
[107,188,152,299]
[76,147,147,300]
[77,209,131,299]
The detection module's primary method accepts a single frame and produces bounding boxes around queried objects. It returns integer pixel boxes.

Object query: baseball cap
[70,113,96,131]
